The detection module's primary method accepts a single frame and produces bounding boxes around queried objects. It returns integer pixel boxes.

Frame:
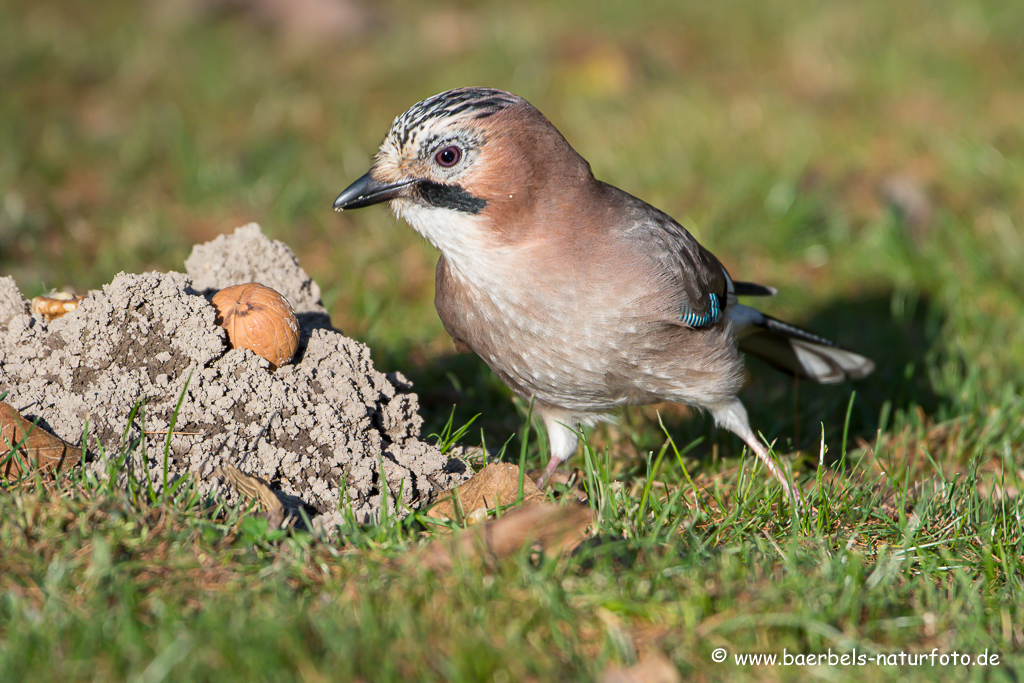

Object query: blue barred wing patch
[680,293,722,328]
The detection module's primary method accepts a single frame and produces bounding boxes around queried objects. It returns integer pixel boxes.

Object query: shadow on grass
[709,290,945,464]
[371,345,521,456]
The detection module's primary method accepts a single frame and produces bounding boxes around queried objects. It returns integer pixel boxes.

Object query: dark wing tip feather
[732,281,777,297]
[761,316,840,348]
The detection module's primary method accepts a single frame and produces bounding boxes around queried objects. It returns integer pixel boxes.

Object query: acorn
[211,283,299,370]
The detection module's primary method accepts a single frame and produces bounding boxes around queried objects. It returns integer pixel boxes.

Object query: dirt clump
[0,223,471,531]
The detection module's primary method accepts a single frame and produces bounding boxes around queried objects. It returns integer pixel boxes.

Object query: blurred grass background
[2,0,1024,679]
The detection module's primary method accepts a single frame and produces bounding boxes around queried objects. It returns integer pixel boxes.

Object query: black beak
[333,172,416,211]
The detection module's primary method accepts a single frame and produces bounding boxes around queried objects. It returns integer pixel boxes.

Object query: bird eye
[434,146,462,167]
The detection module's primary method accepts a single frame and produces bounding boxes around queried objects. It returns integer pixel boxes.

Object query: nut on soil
[32,292,85,320]
[212,283,299,370]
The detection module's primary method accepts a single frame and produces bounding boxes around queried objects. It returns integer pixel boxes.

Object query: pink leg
[740,429,805,511]
[711,399,805,512]
[536,413,579,489]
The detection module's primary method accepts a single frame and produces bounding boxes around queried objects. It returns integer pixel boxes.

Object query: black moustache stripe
[416,182,487,214]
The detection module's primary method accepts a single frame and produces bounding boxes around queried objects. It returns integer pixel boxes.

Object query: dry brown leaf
[599,652,681,683]
[427,462,544,522]
[217,463,286,528]
[0,402,80,481]
[403,502,593,573]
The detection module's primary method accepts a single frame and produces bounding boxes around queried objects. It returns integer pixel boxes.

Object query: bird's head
[334,87,593,253]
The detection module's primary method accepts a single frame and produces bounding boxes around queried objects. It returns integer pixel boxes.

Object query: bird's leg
[536,414,579,488]
[739,428,806,512]
[710,399,805,511]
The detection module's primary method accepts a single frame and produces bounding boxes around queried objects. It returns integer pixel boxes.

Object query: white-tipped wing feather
[728,304,874,383]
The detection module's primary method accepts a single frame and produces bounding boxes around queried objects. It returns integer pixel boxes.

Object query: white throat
[392,200,511,291]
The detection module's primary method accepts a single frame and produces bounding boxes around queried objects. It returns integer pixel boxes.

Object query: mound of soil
[0,224,471,530]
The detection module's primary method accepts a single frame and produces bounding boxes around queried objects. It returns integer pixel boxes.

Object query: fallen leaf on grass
[0,402,80,481]
[599,652,681,683]
[217,464,286,529]
[402,502,593,573]
[427,462,545,523]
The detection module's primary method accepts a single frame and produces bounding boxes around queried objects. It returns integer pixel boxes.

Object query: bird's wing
[622,197,730,329]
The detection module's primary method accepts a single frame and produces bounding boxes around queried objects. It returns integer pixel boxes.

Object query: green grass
[2,0,1023,680]
[2,423,1020,681]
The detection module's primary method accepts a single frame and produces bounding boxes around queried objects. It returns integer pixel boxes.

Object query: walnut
[212,283,299,370]
[32,292,85,320]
